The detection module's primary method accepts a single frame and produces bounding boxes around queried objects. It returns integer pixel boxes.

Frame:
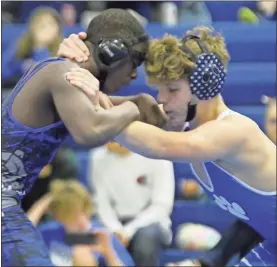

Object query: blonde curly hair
[49,179,94,223]
[145,26,230,82]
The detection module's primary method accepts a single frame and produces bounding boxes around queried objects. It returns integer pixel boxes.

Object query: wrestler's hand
[57,32,89,63]
[133,94,168,128]
[66,68,100,108]
[98,92,114,109]
[65,68,114,110]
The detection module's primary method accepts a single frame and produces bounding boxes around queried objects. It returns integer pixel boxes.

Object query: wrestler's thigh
[236,241,276,267]
[2,206,52,267]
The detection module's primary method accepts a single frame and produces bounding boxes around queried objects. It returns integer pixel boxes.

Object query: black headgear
[180,35,227,121]
[91,34,148,89]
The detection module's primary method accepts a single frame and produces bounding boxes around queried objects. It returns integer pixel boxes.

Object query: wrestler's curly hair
[145,26,230,82]
[86,8,146,46]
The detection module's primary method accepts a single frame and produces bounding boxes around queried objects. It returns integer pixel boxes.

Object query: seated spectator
[90,141,175,266]
[2,6,63,86]
[179,179,206,201]
[238,1,276,23]
[27,179,134,266]
[106,1,153,21]
[262,95,276,144]
[22,145,78,213]
[178,2,212,25]
[257,1,276,20]
[16,1,85,24]
[1,1,20,23]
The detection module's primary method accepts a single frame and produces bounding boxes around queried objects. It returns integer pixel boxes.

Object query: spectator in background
[106,1,153,22]
[2,6,63,86]
[238,1,276,24]
[90,141,175,266]
[1,1,20,23]
[22,145,78,213]
[262,95,276,144]
[27,179,134,266]
[178,2,212,25]
[155,2,212,30]
[257,1,276,20]
[179,179,206,201]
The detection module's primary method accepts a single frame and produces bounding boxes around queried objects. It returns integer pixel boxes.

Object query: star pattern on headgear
[189,54,226,100]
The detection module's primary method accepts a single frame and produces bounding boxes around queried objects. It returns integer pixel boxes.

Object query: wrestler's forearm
[115,121,168,159]
[88,102,139,147]
[109,96,137,105]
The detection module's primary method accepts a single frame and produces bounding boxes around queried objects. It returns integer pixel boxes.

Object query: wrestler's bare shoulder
[221,111,260,131]
[218,111,275,164]
[220,111,271,145]
[38,59,79,80]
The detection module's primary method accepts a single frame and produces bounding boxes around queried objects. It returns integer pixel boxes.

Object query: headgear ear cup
[180,35,227,100]
[92,34,148,90]
[98,39,129,66]
[92,38,132,89]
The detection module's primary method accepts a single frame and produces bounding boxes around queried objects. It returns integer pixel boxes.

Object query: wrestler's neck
[191,94,229,127]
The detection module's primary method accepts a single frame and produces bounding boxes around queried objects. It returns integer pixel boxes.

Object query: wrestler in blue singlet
[190,110,276,267]
[1,58,68,266]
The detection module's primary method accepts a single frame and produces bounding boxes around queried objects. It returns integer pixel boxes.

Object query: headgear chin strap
[186,104,197,122]
[180,35,227,122]
[91,34,148,89]
[180,35,226,101]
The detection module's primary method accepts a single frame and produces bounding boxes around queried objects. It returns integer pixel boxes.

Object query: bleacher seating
[1,5,275,263]
[205,1,257,22]
[2,23,276,63]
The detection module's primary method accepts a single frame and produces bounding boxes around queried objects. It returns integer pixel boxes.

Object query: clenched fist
[132,94,168,128]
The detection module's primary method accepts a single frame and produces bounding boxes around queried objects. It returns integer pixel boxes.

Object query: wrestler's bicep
[48,64,100,144]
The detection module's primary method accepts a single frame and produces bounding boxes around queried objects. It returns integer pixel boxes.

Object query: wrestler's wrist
[129,93,147,106]
[124,101,140,121]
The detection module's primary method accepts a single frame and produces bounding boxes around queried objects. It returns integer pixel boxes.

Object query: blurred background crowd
[1,1,276,266]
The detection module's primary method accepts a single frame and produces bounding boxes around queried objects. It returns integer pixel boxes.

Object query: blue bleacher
[205,1,258,22]
[2,22,276,63]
